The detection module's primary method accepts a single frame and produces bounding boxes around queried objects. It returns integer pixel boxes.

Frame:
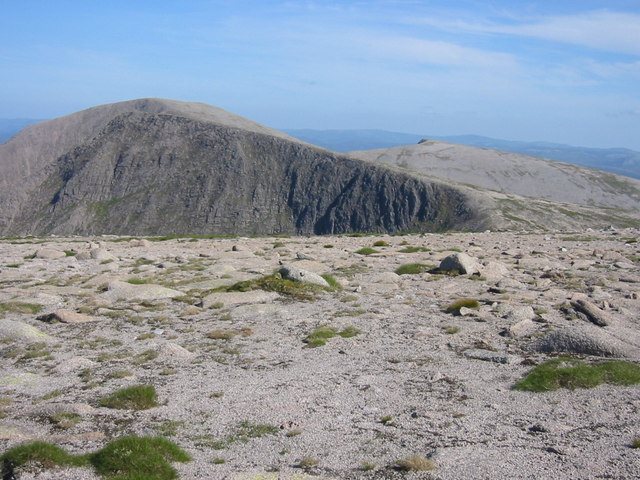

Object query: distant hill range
[284,129,640,180]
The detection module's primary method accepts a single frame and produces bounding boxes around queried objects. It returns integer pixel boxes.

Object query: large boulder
[531,326,639,359]
[439,252,480,275]
[0,319,50,342]
[101,280,183,302]
[35,248,66,260]
[278,266,330,288]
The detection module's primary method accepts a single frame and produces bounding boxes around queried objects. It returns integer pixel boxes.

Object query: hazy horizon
[1,1,639,149]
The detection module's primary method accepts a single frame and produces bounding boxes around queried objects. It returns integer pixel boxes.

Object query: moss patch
[1,436,190,480]
[515,358,640,392]
[99,384,158,410]
[304,325,361,347]
[395,263,432,275]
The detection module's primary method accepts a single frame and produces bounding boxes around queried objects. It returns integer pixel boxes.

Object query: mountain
[0,99,485,236]
[349,140,640,229]
[0,118,43,143]
[284,129,640,180]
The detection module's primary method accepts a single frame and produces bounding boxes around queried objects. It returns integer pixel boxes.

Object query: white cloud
[410,10,640,56]
[356,34,516,68]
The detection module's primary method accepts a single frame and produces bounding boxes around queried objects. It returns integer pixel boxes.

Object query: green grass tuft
[394,263,432,275]
[88,436,190,480]
[126,278,152,285]
[444,298,480,314]
[99,385,158,410]
[0,302,43,315]
[0,441,86,470]
[372,240,389,247]
[514,358,640,392]
[398,246,430,253]
[305,325,360,347]
[320,274,342,290]
[220,273,326,301]
[355,247,378,255]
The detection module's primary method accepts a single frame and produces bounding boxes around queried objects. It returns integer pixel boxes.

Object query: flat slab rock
[202,290,280,308]
[101,280,184,301]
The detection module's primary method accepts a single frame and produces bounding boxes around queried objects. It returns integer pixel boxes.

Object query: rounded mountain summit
[0,98,486,236]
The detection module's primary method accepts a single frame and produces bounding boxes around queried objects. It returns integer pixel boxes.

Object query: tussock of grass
[304,325,360,347]
[515,358,640,392]
[127,278,152,285]
[320,274,342,290]
[210,421,279,450]
[99,385,158,410]
[355,247,378,255]
[0,441,85,470]
[372,240,389,247]
[1,436,191,480]
[0,302,43,315]
[394,263,433,275]
[631,438,640,449]
[89,436,190,479]
[398,246,430,253]
[220,273,324,301]
[394,455,436,471]
[444,298,480,314]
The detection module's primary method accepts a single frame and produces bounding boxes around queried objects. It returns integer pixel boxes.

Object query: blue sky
[1,0,639,149]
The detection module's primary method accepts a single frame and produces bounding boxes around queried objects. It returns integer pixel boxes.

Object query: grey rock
[279,265,330,288]
[102,280,183,301]
[439,252,480,275]
[0,319,50,342]
[37,309,96,324]
[35,248,66,260]
[463,349,513,364]
[90,248,116,262]
[532,326,638,358]
[570,299,611,327]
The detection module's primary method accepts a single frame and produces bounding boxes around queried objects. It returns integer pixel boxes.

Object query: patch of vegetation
[514,358,640,392]
[206,329,236,340]
[398,246,430,253]
[372,240,389,247]
[219,273,324,301]
[444,326,460,335]
[322,244,334,248]
[148,233,236,242]
[320,273,342,290]
[296,457,319,469]
[631,438,640,449]
[99,384,159,410]
[394,455,436,472]
[304,325,360,347]
[89,436,190,479]
[395,263,432,275]
[127,277,152,285]
[64,250,77,257]
[444,298,480,314]
[380,415,394,425]
[0,441,85,471]
[355,247,378,255]
[211,421,279,449]
[49,412,81,430]
[133,349,159,365]
[155,420,185,437]
[212,457,225,464]
[0,301,43,315]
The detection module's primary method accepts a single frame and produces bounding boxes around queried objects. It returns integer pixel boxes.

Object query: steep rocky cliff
[0,100,485,235]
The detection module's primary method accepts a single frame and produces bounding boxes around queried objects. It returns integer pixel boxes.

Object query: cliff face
[1,105,485,236]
